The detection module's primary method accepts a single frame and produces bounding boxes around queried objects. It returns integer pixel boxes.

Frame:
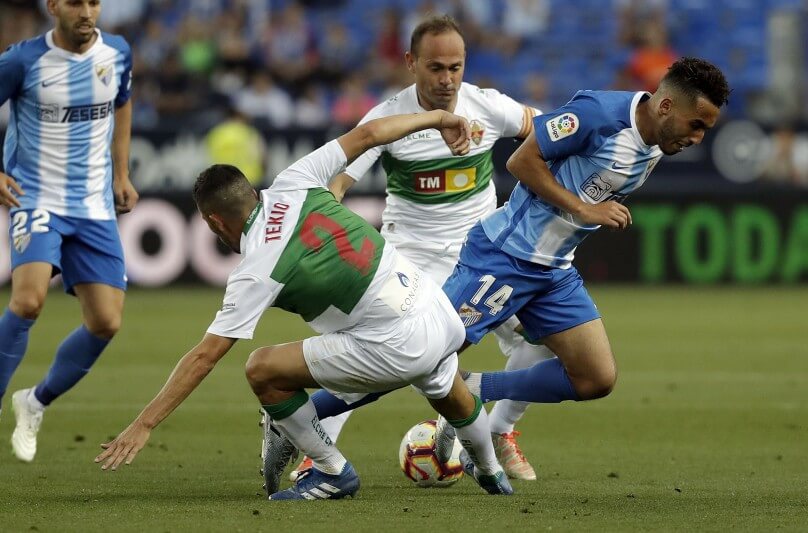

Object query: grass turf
[1,286,806,532]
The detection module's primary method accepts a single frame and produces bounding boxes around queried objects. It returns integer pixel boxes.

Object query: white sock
[319,411,351,444]
[26,388,45,412]
[272,398,347,475]
[489,339,555,435]
[464,373,482,397]
[453,406,502,476]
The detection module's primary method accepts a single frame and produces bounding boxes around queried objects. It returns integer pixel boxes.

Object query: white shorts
[303,260,466,400]
[382,227,523,356]
[381,225,461,286]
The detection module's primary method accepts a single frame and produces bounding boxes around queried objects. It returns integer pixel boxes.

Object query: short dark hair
[661,57,731,107]
[410,14,464,56]
[193,164,255,216]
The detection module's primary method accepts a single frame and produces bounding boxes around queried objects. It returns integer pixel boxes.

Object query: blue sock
[0,308,36,408]
[34,326,110,406]
[480,357,580,404]
[311,388,396,419]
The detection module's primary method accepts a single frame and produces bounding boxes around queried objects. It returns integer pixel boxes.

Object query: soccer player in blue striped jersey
[441,58,730,410]
[0,0,137,462]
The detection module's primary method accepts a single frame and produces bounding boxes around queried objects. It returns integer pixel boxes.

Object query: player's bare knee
[85,315,121,339]
[9,292,45,320]
[245,347,278,388]
[574,366,617,400]
[590,371,617,399]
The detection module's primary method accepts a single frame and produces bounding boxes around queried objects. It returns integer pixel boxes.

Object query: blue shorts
[442,223,600,344]
[9,209,127,295]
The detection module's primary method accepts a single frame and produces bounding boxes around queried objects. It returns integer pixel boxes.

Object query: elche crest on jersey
[470,119,485,145]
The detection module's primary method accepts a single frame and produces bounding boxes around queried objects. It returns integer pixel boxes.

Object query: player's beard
[69,21,96,46]
[657,120,681,155]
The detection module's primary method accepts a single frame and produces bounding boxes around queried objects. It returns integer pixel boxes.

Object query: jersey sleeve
[115,39,133,107]
[488,88,533,139]
[532,92,608,161]
[206,274,276,340]
[0,44,25,106]
[271,139,348,191]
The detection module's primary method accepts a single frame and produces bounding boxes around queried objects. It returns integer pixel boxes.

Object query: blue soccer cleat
[269,462,360,501]
[459,450,514,495]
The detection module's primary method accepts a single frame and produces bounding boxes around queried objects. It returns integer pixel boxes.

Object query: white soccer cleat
[11,389,44,462]
[433,415,458,464]
[492,431,537,481]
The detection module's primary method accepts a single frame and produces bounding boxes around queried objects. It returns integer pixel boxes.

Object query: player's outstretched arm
[337,110,470,164]
[507,130,632,229]
[112,100,139,214]
[0,171,24,208]
[95,333,236,471]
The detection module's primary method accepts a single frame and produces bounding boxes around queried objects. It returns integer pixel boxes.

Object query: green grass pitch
[1,286,806,532]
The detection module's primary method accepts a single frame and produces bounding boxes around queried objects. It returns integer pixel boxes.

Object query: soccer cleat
[459,450,514,495]
[493,431,537,481]
[433,415,458,464]
[11,389,44,462]
[259,410,299,496]
[269,462,360,501]
[289,455,313,483]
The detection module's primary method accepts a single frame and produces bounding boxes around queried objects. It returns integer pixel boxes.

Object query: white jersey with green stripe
[345,83,535,248]
[207,140,404,340]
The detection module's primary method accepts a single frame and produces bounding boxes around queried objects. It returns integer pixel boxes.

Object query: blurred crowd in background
[1,0,807,188]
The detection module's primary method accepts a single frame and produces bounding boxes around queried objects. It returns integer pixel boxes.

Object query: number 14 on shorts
[471,275,512,316]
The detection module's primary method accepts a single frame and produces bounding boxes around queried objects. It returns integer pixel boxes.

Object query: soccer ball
[398,419,464,488]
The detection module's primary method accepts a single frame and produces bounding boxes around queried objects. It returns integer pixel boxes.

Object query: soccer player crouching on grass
[96,110,513,500]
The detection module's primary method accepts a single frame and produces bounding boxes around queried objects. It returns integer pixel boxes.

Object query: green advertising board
[575,194,808,283]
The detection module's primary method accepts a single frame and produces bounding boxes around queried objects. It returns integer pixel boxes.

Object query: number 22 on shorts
[470,274,513,316]
[12,209,51,237]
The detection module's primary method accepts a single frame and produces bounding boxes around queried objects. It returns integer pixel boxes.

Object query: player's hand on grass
[0,171,24,208]
[437,110,471,156]
[578,201,632,229]
[95,421,152,471]
[113,175,139,214]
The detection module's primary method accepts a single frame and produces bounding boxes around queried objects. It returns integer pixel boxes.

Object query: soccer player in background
[0,0,136,462]
[295,14,554,482]
[96,109,515,500]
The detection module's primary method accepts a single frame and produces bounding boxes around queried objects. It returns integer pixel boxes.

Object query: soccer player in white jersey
[0,0,136,462]
[436,58,729,422]
[95,109,515,500]
[296,14,554,482]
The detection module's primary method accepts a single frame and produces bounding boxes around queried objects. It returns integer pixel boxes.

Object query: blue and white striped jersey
[0,30,132,220]
[482,90,663,269]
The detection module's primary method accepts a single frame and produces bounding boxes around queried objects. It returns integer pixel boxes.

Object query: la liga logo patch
[546,113,579,141]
